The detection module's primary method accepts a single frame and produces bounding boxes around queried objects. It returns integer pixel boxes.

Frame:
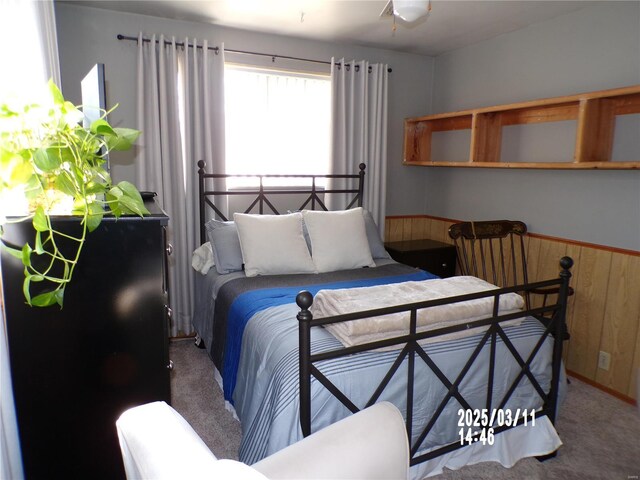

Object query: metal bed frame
[197,160,365,245]
[196,161,574,468]
[297,257,573,466]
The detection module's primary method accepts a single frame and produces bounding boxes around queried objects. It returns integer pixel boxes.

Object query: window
[224,65,331,187]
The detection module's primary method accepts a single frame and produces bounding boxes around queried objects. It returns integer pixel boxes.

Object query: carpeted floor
[169,338,640,479]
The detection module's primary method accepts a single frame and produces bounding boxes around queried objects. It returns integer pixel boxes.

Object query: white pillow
[302,207,376,273]
[233,212,317,277]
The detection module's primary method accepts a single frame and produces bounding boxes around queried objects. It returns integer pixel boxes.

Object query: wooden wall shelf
[404,85,640,169]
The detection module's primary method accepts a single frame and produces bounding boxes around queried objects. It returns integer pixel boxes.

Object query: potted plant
[0,80,148,307]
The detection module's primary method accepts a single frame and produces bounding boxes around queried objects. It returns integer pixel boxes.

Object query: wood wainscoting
[385,215,640,403]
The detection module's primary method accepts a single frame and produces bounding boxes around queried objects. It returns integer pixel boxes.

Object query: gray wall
[428,2,640,250]
[54,3,434,216]
[53,2,640,249]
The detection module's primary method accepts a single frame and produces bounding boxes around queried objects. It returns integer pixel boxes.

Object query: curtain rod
[116,34,392,73]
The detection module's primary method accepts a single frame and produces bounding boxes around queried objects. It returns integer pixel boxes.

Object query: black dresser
[1,199,171,479]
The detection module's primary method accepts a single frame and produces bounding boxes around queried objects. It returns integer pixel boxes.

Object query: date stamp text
[457,408,537,445]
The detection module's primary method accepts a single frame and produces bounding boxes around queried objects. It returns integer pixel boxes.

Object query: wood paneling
[387,217,404,242]
[567,247,612,379]
[562,243,583,365]
[385,214,639,402]
[630,319,640,399]
[595,254,640,394]
[410,217,427,240]
[527,236,568,281]
[430,219,450,244]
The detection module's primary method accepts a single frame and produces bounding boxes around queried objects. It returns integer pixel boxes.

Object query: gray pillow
[204,219,244,274]
[363,210,391,260]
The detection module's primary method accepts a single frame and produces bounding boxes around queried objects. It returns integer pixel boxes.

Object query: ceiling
[61,0,598,56]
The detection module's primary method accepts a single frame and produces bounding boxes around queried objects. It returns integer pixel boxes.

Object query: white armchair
[116,401,409,480]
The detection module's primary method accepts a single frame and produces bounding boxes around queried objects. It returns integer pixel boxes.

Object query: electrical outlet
[598,351,611,371]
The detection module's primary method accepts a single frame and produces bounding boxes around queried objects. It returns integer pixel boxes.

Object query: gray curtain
[330,58,388,235]
[136,34,225,336]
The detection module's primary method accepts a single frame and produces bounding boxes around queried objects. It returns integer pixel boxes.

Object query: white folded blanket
[312,276,524,348]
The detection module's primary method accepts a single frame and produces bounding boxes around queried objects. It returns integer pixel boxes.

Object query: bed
[192,161,573,478]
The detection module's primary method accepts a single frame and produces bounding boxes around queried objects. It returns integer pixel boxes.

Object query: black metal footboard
[297,257,573,467]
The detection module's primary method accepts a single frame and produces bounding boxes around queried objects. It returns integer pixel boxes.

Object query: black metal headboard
[197,160,366,245]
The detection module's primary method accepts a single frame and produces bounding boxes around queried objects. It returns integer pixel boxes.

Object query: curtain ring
[355,65,360,73]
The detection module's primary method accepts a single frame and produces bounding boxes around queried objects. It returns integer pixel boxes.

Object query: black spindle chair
[448,220,572,339]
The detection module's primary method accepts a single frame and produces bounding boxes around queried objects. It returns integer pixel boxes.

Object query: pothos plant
[0,80,149,308]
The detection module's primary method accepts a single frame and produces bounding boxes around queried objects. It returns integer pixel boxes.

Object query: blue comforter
[223,269,437,400]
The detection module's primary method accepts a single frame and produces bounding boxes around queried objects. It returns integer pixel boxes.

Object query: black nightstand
[385,239,457,278]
